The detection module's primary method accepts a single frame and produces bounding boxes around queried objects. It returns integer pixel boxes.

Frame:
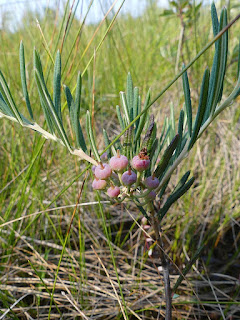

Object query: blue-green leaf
[188,68,210,150]
[19,41,33,120]
[182,65,192,137]
[53,50,62,121]
[35,68,72,152]
[0,71,23,125]
[85,111,100,162]
[135,89,151,142]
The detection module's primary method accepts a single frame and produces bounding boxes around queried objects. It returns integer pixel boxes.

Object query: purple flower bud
[109,151,128,172]
[107,186,120,198]
[100,152,108,161]
[147,190,156,200]
[131,155,150,172]
[92,178,107,190]
[144,176,160,189]
[122,169,137,186]
[92,165,96,174]
[95,163,112,180]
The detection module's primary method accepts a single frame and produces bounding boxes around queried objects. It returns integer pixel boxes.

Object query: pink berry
[95,163,112,180]
[147,190,156,200]
[122,169,137,186]
[131,155,150,172]
[107,186,120,198]
[109,152,128,172]
[92,178,107,190]
[144,176,160,189]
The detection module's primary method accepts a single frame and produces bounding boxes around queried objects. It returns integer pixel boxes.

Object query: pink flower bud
[122,169,137,186]
[109,151,128,172]
[95,163,112,180]
[144,176,160,189]
[107,186,120,198]
[92,178,107,190]
[131,155,150,172]
[92,165,96,174]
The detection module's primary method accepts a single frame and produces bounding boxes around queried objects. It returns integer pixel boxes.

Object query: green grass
[0,0,240,319]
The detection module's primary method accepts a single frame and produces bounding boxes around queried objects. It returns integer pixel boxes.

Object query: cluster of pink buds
[91,149,160,203]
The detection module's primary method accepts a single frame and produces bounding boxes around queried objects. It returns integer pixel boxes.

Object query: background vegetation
[0,0,239,318]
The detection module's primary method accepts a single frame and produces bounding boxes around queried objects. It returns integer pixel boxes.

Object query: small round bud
[144,176,160,189]
[100,152,108,161]
[122,169,137,186]
[141,217,148,225]
[95,163,112,180]
[109,152,128,172]
[92,178,107,190]
[131,155,150,172]
[147,190,156,200]
[107,186,120,198]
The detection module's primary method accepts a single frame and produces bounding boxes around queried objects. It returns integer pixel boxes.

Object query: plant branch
[148,203,172,320]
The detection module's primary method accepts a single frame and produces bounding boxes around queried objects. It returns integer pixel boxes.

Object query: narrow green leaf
[35,68,72,152]
[86,111,100,162]
[64,85,75,125]
[0,93,13,117]
[0,71,23,125]
[120,92,130,124]
[135,89,151,142]
[75,72,82,116]
[72,73,87,151]
[126,72,133,120]
[159,178,170,199]
[176,109,184,156]
[103,129,112,159]
[205,8,228,119]
[154,134,179,178]
[116,105,125,131]
[174,171,191,192]
[19,41,33,120]
[217,9,228,104]
[159,176,195,220]
[53,51,62,120]
[133,87,139,121]
[188,68,210,150]
[238,39,240,79]
[182,65,192,137]
[33,49,44,81]
[39,96,55,134]
[211,3,219,39]
[122,126,133,159]
[135,95,141,131]
[136,205,150,224]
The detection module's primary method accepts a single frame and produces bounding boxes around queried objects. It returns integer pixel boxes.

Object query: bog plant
[0,3,239,319]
